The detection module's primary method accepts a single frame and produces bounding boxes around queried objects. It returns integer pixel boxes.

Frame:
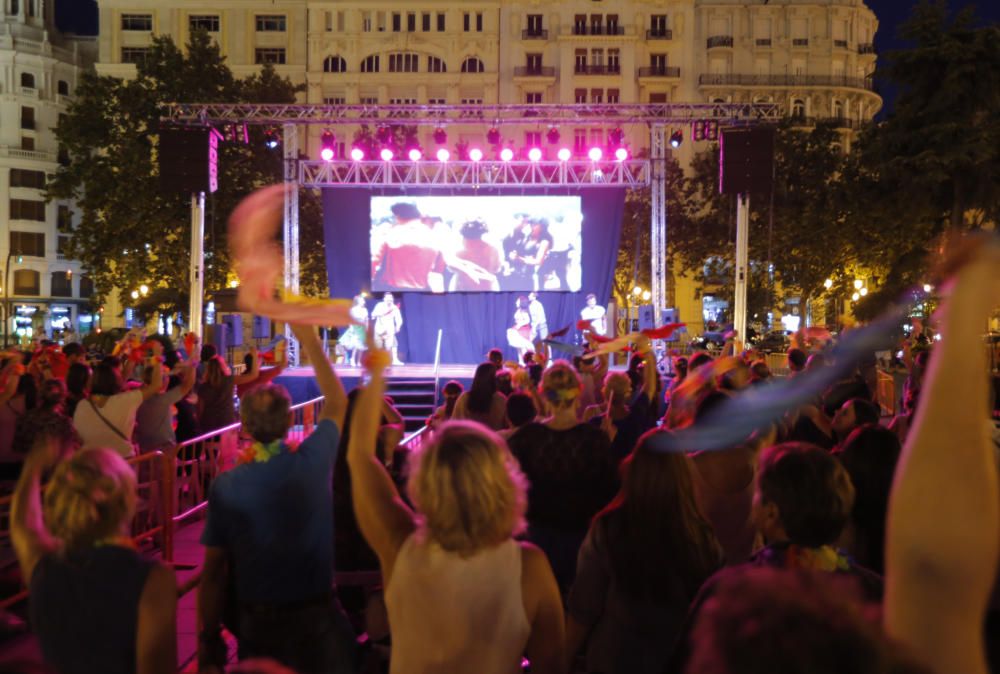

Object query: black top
[507,422,618,531]
[30,545,156,674]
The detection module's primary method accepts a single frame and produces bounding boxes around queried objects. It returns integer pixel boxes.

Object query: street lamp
[851,292,860,302]
[823,278,833,289]
[853,279,864,290]
[139,284,149,296]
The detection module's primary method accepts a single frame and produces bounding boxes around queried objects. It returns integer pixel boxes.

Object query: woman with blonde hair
[506,360,618,595]
[11,441,176,674]
[348,346,565,674]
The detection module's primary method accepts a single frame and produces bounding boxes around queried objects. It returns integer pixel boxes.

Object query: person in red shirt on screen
[371,202,446,293]
[450,219,502,291]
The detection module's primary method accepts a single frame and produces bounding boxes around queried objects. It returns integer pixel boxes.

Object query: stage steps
[384,378,438,432]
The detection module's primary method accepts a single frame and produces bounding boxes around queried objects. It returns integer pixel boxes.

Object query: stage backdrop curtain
[323,188,625,364]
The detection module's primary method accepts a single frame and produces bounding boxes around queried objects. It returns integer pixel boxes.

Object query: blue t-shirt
[201,418,340,604]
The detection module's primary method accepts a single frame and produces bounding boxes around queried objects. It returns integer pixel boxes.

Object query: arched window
[361,55,380,73]
[323,55,346,73]
[791,98,806,118]
[20,72,35,89]
[427,56,446,73]
[461,57,484,73]
[833,100,844,120]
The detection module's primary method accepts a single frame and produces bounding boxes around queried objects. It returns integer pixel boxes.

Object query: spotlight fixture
[263,128,280,150]
[500,147,514,161]
[320,130,336,161]
[528,147,543,162]
[350,146,365,161]
[433,127,448,145]
[408,148,423,161]
[487,127,502,145]
[669,130,683,148]
[588,147,603,162]
[468,147,484,162]
[614,147,629,162]
[380,147,394,161]
[436,148,451,162]
[546,127,561,145]
[557,147,572,162]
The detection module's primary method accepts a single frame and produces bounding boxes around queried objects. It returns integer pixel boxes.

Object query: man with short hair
[486,348,504,370]
[787,347,808,375]
[372,292,404,366]
[197,324,354,674]
[580,293,607,336]
[371,202,445,292]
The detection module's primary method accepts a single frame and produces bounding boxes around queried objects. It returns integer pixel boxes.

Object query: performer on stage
[580,293,607,336]
[527,292,548,340]
[372,292,404,365]
[506,296,535,360]
[340,295,369,366]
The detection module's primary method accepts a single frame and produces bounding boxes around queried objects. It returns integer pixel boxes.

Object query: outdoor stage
[274,363,477,403]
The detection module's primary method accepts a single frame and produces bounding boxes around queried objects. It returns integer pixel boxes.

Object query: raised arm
[11,439,60,584]
[346,345,416,582]
[232,346,262,386]
[139,342,164,402]
[292,324,347,431]
[885,241,1000,674]
[637,336,657,402]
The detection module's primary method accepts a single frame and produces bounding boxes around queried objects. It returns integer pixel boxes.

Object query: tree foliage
[49,31,309,320]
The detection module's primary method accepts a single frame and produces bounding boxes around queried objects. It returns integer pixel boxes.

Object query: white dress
[386,536,530,674]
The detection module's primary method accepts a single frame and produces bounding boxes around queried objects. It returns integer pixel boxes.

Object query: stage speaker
[158,126,223,195]
[720,127,775,195]
[206,322,229,354]
[638,305,656,331]
[223,314,243,348]
[661,308,682,341]
[252,315,271,340]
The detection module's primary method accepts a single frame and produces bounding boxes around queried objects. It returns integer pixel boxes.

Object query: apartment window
[649,93,668,103]
[591,89,603,104]
[428,97,446,105]
[607,88,620,104]
[606,14,619,33]
[361,55,380,73]
[189,15,219,32]
[13,270,40,296]
[574,88,587,104]
[57,80,69,96]
[573,128,588,151]
[460,98,483,105]
[10,200,45,222]
[461,57,484,73]
[590,128,604,146]
[79,275,94,298]
[388,98,417,105]
[525,131,542,147]
[463,12,483,32]
[608,49,620,72]
[10,230,45,255]
[590,14,603,34]
[526,53,542,71]
[121,13,152,31]
[437,13,446,31]
[256,15,286,32]
[51,272,72,297]
[323,96,347,105]
[10,169,46,189]
[325,11,333,31]
[407,13,416,32]
[477,12,483,31]
[389,53,419,73]
[422,13,431,31]
[21,137,34,151]
[527,15,543,35]
[525,92,542,104]
[591,49,604,66]
[650,15,668,36]
[575,50,587,72]
[255,49,286,65]
[323,55,347,73]
[791,99,806,117]
[427,56,447,73]
[20,106,34,131]
[57,205,72,229]
[360,96,379,105]
[392,13,401,32]
[20,72,34,89]
[573,14,586,35]
[833,100,844,119]
[651,54,667,69]
[121,47,150,65]
[463,13,470,31]
[57,235,71,258]
[363,11,372,32]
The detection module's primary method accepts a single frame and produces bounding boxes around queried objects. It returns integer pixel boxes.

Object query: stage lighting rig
[669,130,683,148]
[546,127,561,145]
[692,120,720,142]
[433,127,448,145]
[263,128,279,150]
[320,130,336,161]
[487,127,502,145]
[376,125,394,145]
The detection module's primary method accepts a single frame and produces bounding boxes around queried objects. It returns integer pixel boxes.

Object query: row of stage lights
[312,126,686,163]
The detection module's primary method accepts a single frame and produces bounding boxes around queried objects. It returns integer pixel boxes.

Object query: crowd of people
[0,241,998,674]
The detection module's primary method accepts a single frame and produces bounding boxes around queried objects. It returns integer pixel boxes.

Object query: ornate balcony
[698,73,876,92]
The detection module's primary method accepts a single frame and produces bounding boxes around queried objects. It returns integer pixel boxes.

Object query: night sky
[54,0,998,111]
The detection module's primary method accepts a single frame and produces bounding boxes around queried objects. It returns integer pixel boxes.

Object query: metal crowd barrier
[0,395,326,609]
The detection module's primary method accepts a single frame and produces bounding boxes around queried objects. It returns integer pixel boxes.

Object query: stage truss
[163,103,781,365]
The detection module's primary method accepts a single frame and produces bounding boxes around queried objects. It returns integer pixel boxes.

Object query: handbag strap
[86,398,132,443]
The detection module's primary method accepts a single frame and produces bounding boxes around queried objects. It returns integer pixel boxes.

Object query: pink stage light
[588,147,603,162]
[350,147,365,161]
[468,147,484,162]
[380,148,394,161]
[408,148,422,161]
[557,148,572,162]
[614,147,629,162]
[527,147,543,162]
[436,148,451,162]
[500,147,514,161]
[320,147,335,161]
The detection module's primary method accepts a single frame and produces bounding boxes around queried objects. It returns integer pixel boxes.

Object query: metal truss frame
[163,103,778,351]
[299,159,651,189]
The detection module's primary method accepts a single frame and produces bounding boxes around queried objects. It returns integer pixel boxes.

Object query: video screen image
[370,195,583,293]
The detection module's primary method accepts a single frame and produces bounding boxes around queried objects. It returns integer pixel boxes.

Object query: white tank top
[386,535,531,674]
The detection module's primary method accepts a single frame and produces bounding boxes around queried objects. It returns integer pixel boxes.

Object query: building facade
[92,0,880,334]
[1,0,96,345]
